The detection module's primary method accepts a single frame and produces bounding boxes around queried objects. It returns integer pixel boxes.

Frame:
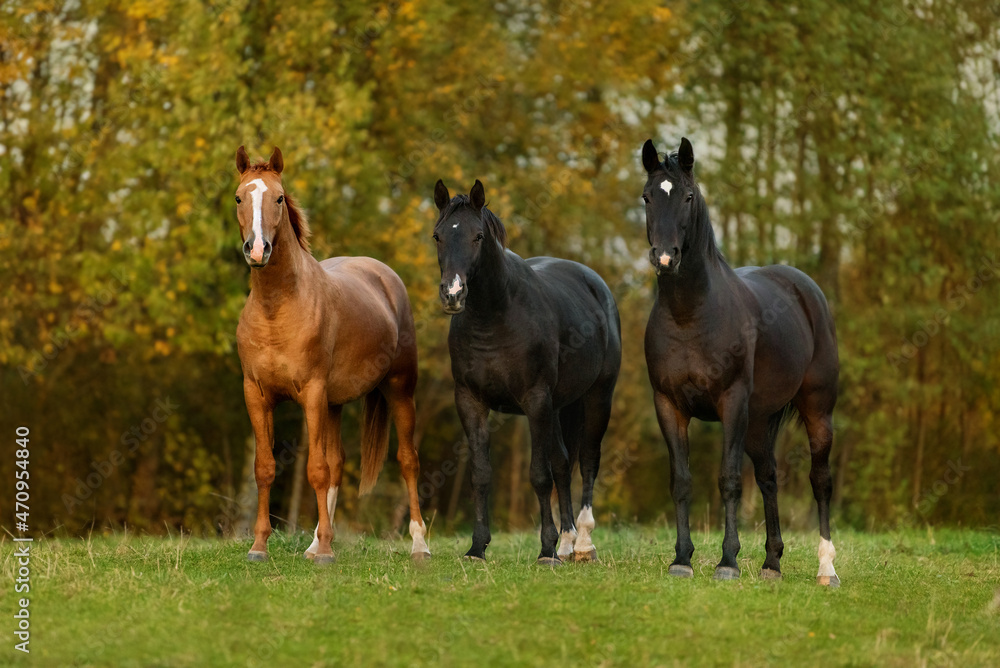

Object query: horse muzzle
[439,275,467,314]
[650,246,680,276]
[243,233,273,268]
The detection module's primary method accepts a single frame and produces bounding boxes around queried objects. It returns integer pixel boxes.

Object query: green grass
[5,527,1000,667]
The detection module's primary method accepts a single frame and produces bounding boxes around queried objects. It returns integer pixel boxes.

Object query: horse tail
[359,389,390,496]
[768,402,797,445]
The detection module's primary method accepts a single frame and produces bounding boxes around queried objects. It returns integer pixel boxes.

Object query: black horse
[641,138,841,585]
[432,179,621,564]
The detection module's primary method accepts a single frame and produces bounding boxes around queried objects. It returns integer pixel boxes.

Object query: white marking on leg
[574,505,596,553]
[305,486,338,556]
[659,252,671,266]
[558,529,578,559]
[447,274,462,296]
[660,179,673,196]
[248,178,268,261]
[817,537,837,578]
[409,518,430,555]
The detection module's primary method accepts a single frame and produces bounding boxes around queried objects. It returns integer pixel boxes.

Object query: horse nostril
[263,240,272,255]
[671,247,680,257]
[243,239,252,254]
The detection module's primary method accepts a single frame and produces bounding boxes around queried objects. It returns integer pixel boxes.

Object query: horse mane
[248,161,311,252]
[440,194,509,248]
[664,152,726,266]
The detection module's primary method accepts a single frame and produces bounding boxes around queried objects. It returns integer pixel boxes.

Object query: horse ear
[434,179,451,211]
[678,137,694,173]
[470,179,486,211]
[268,147,283,174]
[642,139,660,174]
[236,146,249,174]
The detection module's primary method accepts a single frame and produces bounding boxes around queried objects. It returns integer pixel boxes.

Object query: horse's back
[736,264,836,342]
[525,256,622,397]
[526,256,620,326]
[319,256,413,327]
[735,263,839,404]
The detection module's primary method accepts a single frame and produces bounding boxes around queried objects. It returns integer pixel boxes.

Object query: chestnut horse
[234,146,429,564]
[641,138,840,585]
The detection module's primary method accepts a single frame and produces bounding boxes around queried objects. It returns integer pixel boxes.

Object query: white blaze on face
[660,179,673,196]
[574,505,596,554]
[305,486,339,557]
[409,518,430,555]
[447,274,463,296]
[817,537,837,578]
[248,178,268,261]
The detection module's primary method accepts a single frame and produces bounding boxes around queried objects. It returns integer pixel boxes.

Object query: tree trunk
[286,418,308,533]
[446,442,469,529]
[233,434,257,539]
[911,348,927,508]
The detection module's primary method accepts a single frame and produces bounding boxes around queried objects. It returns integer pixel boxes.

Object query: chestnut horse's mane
[248,161,311,252]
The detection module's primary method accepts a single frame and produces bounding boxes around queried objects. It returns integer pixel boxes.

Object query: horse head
[431,179,507,314]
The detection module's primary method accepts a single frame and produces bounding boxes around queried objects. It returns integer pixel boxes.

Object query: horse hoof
[303,551,315,561]
[557,552,574,563]
[247,550,268,562]
[573,548,598,563]
[411,551,431,562]
[668,564,694,578]
[760,568,782,581]
[537,556,562,567]
[713,566,741,580]
[817,574,841,588]
[463,554,486,562]
[313,553,336,566]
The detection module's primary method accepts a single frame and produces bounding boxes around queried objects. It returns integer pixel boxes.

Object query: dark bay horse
[432,179,621,564]
[234,146,429,564]
[641,138,840,585]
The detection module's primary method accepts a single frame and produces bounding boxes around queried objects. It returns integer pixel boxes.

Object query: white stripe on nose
[248,178,268,261]
[447,274,462,296]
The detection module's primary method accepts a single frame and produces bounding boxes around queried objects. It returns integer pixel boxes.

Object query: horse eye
[642,194,649,203]
[235,196,241,204]
[432,234,440,242]
[277,195,283,204]
[686,192,693,202]
[475,233,484,242]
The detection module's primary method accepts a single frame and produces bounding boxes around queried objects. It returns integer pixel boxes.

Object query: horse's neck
[465,245,512,317]
[249,224,314,315]
[657,217,733,321]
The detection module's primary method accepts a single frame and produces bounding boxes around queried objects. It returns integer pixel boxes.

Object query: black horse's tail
[359,389,390,496]
[768,402,798,446]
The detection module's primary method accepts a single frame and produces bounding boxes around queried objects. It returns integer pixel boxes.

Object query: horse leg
[302,387,334,565]
[384,374,431,560]
[573,384,614,563]
[745,414,784,578]
[305,405,343,559]
[245,380,275,562]
[799,400,838,586]
[715,387,749,580]
[550,406,578,562]
[456,384,492,560]
[523,388,560,565]
[653,391,694,576]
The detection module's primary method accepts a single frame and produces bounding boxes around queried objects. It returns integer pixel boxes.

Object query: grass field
[5,526,1000,667]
